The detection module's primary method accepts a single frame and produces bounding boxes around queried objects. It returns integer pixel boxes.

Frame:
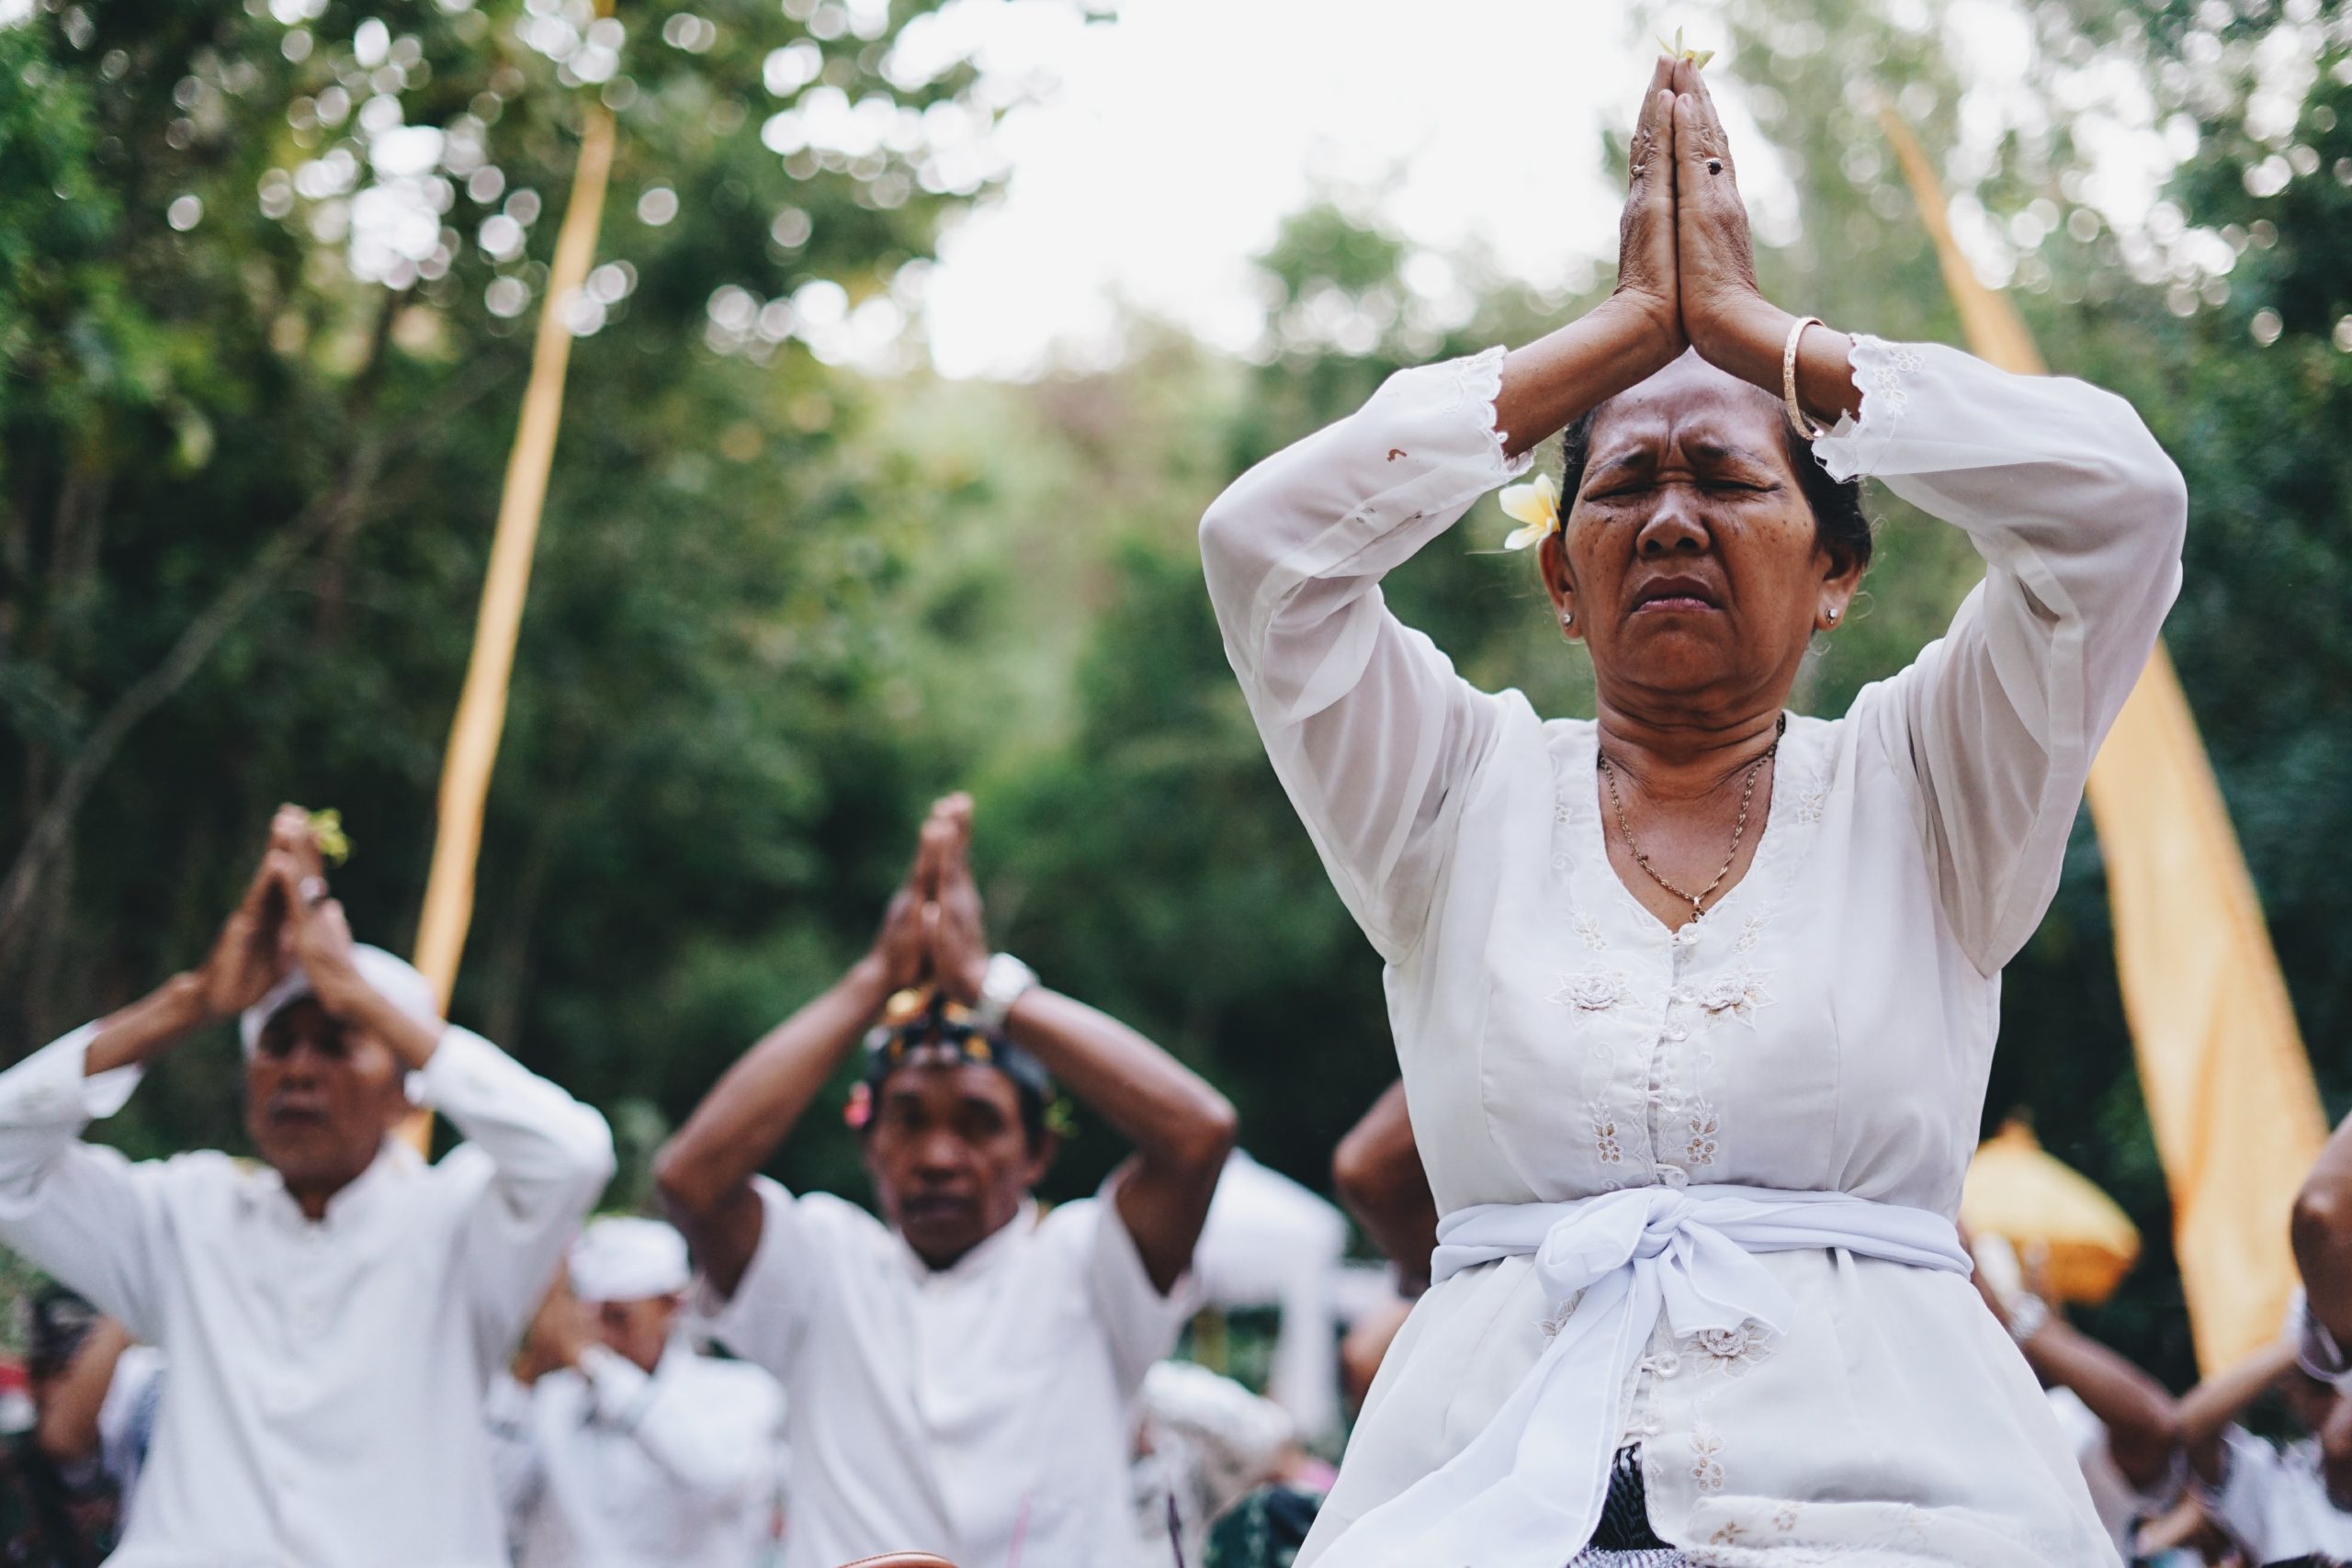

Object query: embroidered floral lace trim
[1814,333,1921,484]
[1453,343,1536,481]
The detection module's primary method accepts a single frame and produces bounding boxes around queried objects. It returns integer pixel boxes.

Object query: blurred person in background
[2136,1495,2252,1568]
[0,807,615,1568]
[656,794,1236,1568]
[2291,1115,2352,1400]
[1329,1083,1437,1415]
[491,1215,786,1568]
[2178,1306,2352,1566]
[0,1286,160,1567]
[1201,45,2183,1566]
[1189,1151,1350,1443]
[1129,1359,1321,1568]
[1968,1237,2186,1560]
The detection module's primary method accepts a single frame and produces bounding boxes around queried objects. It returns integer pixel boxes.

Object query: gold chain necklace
[1597,715,1785,922]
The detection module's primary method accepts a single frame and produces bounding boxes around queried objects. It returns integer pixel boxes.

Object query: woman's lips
[1632,595,1720,614]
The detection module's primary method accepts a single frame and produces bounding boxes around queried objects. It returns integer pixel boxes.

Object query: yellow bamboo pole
[1882,107,2327,1371]
[403,100,617,1146]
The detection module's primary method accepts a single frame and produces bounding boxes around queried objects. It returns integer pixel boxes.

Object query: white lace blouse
[1199,337,2187,1566]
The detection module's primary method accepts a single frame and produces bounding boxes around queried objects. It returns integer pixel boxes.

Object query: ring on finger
[299,875,328,907]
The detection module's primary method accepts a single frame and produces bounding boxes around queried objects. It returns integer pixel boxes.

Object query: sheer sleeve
[1826,337,2187,974]
[1199,346,1534,961]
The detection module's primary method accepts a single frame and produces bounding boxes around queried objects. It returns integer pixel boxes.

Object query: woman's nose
[1634,495,1709,556]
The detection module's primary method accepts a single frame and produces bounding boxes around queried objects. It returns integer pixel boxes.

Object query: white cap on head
[238,943,442,1057]
[569,1216,690,1304]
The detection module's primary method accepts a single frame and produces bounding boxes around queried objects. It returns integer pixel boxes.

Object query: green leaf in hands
[306,809,352,867]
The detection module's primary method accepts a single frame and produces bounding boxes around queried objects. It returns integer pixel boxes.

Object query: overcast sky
[917,0,1647,378]
[902,0,2202,379]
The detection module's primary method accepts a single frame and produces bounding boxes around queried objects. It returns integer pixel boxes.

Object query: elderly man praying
[0,807,616,1567]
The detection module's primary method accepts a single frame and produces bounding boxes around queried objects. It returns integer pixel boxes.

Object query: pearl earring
[1825,607,1839,625]
[1562,610,1575,626]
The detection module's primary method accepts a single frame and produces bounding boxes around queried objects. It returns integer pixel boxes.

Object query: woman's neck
[1592,699,1787,800]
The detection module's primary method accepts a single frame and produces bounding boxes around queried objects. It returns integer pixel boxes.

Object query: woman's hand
[1669,59,1774,369]
[1607,53,1685,359]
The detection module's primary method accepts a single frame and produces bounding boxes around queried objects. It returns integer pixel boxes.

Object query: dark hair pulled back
[1555,393,1873,576]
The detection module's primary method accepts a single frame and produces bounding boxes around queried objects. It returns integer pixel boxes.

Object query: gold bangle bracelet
[1782,314,1826,441]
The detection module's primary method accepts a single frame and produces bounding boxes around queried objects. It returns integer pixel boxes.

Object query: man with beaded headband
[656,794,1237,1568]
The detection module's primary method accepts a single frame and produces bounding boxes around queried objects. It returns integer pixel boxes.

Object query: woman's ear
[1538,531,1581,641]
[1816,550,1864,632]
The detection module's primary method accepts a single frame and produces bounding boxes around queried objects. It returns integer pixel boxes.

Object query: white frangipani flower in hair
[1498,471,1561,551]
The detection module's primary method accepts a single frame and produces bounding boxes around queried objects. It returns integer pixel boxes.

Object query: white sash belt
[1323,1183,1971,1568]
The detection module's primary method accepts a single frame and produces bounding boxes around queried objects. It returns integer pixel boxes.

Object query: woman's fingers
[1628,56,1674,186]
[1672,62,1735,179]
[1672,91,1731,194]
[1670,77,1762,361]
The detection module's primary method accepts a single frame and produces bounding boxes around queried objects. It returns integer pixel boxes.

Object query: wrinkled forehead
[1583,354,1792,474]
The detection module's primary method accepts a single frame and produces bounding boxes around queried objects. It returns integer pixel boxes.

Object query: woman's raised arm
[1670,60,2185,975]
[1200,59,1687,960]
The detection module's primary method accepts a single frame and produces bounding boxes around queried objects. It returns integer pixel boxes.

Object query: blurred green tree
[0,0,1043,1173]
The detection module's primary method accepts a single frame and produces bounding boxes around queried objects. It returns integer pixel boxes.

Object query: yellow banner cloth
[1883,108,2326,1371]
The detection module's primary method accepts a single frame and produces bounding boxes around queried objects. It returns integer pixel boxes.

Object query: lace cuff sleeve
[1198,346,1532,959]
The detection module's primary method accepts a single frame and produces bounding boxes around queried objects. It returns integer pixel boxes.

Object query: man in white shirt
[1191,1151,1349,1442]
[0,807,616,1568]
[1128,1359,1308,1567]
[492,1215,786,1567]
[655,795,1237,1568]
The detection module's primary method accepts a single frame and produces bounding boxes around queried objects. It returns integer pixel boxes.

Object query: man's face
[243,997,409,1202]
[862,1056,1049,1271]
[590,1294,679,1376]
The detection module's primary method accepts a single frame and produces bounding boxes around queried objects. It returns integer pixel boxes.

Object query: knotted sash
[1321,1184,1972,1568]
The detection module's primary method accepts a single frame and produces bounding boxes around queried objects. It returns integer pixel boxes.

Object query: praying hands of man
[658,793,1236,1296]
[82,806,327,1077]
[77,807,444,1084]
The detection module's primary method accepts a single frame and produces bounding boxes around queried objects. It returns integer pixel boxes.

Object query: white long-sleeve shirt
[0,1022,615,1568]
[490,1343,786,1568]
[1200,337,2186,1565]
[696,1182,1193,1568]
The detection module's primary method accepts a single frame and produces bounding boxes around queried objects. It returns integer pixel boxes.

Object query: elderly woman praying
[1198,52,2185,1568]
